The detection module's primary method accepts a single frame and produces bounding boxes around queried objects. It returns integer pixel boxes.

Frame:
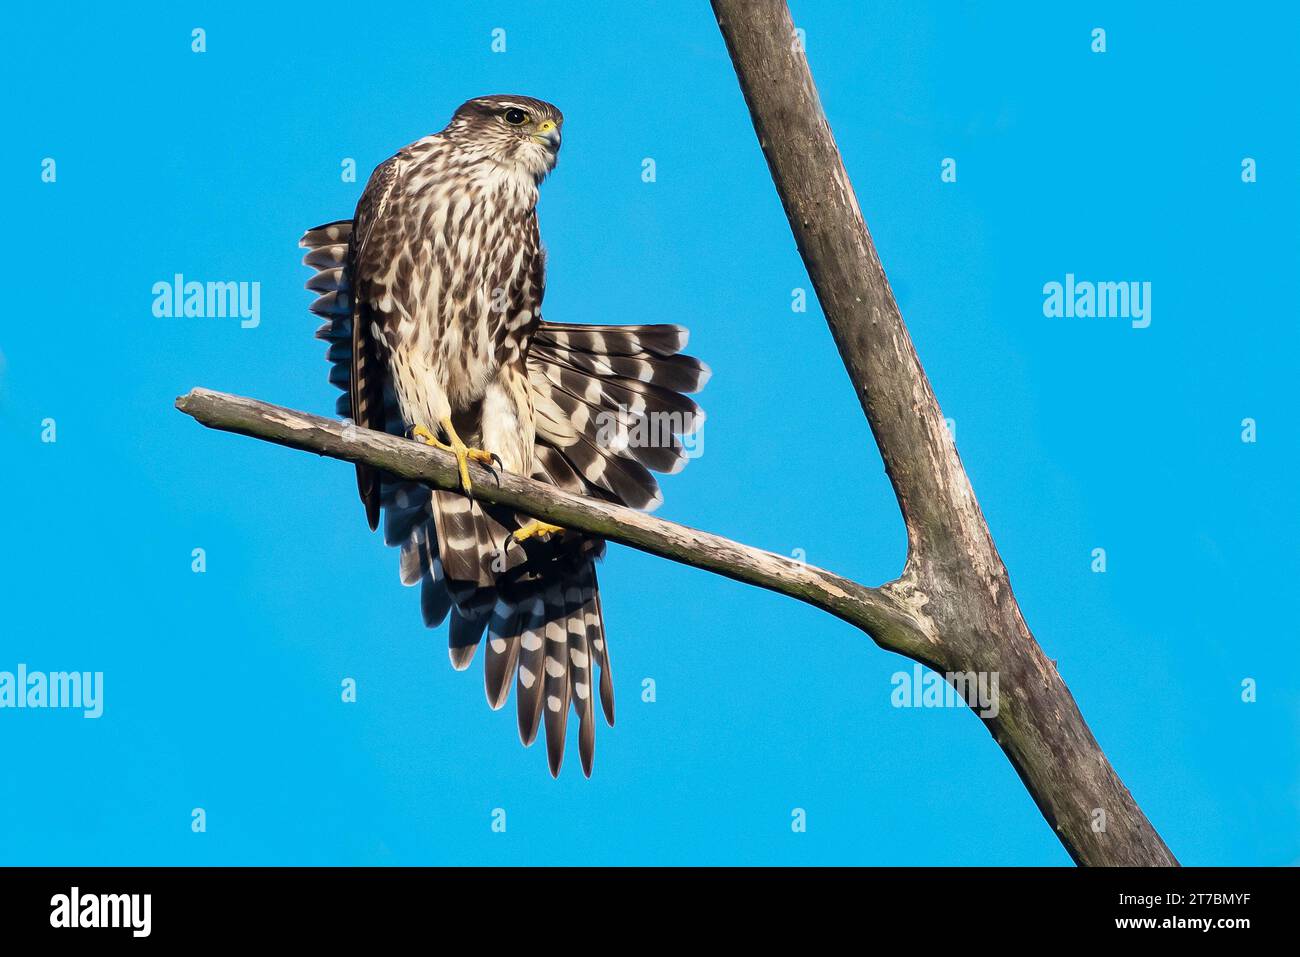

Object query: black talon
[475,452,504,486]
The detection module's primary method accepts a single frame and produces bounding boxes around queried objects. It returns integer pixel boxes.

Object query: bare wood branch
[175,388,935,662]
[710,0,1176,865]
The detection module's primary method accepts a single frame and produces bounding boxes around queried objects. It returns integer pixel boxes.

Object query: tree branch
[711,0,1176,865]
[175,388,935,663]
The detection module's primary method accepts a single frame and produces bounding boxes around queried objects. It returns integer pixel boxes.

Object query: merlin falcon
[300,95,708,776]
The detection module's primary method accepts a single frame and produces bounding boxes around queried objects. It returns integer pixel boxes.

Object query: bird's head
[446,95,564,182]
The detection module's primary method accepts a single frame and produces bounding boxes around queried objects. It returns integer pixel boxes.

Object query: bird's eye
[504,108,528,126]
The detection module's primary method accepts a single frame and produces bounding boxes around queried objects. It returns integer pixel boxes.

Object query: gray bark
[710,0,1176,865]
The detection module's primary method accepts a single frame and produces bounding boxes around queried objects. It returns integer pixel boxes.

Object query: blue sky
[2,1,1296,865]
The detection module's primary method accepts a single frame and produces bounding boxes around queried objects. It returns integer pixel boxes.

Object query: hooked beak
[532,119,561,151]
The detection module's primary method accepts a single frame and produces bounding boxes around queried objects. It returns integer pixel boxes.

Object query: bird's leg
[512,519,566,542]
[411,421,498,495]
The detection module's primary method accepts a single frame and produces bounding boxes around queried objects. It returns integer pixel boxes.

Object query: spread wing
[526,322,709,509]
[348,158,405,530]
[300,158,403,530]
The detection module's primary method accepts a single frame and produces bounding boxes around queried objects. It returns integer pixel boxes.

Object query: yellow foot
[512,519,566,543]
[411,423,497,494]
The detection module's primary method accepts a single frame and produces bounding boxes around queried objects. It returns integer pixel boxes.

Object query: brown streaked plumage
[301,95,709,777]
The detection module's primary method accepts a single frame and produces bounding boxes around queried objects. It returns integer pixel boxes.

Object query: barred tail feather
[542,585,573,776]
[421,567,453,629]
[570,562,602,775]
[448,607,491,671]
[516,594,549,747]
[589,576,614,727]
[485,600,528,710]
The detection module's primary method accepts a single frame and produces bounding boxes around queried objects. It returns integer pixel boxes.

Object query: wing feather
[349,158,403,530]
